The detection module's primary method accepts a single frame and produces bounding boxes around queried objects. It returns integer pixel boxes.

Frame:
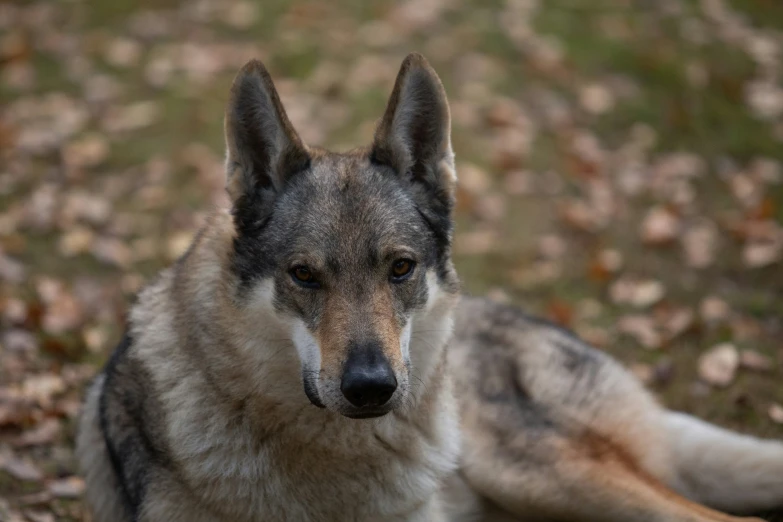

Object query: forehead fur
[272,150,434,266]
[231,148,442,286]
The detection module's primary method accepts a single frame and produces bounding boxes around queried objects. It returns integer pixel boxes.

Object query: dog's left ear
[371,53,456,221]
[224,59,310,224]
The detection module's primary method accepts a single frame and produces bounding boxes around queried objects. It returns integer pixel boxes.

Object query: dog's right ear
[224,60,310,225]
[371,53,455,222]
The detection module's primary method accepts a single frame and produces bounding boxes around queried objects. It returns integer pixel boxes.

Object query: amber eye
[291,266,319,288]
[390,259,415,282]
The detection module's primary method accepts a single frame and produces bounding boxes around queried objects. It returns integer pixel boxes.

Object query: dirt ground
[0,0,782,520]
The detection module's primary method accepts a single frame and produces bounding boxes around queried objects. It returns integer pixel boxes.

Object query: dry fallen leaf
[105,37,141,68]
[682,220,718,268]
[1,454,43,481]
[699,296,730,323]
[739,349,774,372]
[62,134,110,171]
[453,230,499,256]
[610,278,665,308]
[91,237,132,267]
[23,510,54,522]
[769,403,783,424]
[102,101,160,133]
[13,418,61,447]
[579,83,615,115]
[745,80,783,120]
[504,170,534,195]
[659,306,694,341]
[22,374,66,407]
[559,199,601,233]
[485,288,511,304]
[630,363,654,384]
[698,343,739,387]
[42,291,83,334]
[640,206,679,245]
[617,315,661,349]
[575,325,609,348]
[0,250,25,283]
[742,240,782,268]
[537,234,567,259]
[47,476,85,499]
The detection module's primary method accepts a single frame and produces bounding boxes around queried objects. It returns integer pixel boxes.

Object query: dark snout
[340,342,397,416]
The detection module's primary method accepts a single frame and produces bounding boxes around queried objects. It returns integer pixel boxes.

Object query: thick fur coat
[78,54,783,522]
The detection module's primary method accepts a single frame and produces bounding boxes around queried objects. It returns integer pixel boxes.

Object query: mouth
[303,378,326,409]
[343,409,392,419]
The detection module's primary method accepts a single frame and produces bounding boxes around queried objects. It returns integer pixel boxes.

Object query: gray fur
[78,53,783,522]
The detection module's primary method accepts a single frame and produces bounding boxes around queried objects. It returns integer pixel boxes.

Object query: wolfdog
[77,53,783,522]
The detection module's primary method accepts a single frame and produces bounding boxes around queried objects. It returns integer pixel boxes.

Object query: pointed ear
[224,59,310,207]
[371,53,456,216]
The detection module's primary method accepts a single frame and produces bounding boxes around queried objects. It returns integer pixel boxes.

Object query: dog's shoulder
[99,331,172,521]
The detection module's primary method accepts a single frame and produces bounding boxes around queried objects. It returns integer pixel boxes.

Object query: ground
[0,0,782,520]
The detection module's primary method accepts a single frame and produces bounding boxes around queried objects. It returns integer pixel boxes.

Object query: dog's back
[451,296,783,521]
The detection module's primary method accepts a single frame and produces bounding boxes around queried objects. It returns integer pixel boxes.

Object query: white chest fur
[166,391,461,522]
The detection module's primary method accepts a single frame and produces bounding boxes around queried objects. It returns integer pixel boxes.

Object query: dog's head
[223,53,459,419]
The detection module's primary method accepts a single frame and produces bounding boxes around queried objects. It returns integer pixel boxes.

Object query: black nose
[340,343,397,408]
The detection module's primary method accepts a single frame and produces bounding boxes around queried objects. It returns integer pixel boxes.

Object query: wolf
[77,53,783,522]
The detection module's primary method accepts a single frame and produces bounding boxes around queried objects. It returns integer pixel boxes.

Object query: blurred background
[1,0,782,519]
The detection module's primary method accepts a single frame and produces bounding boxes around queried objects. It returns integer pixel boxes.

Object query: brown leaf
[91,237,132,267]
[17,491,52,507]
[610,278,665,308]
[579,83,615,115]
[23,511,54,522]
[474,193,506,223]
[682,220,718,268]
[739,350,774,372]
[42,292,83,335]
[769,403,783,424]
[104,37,141,68]
[453,230,499,256]
[545,299,573,327]
[588,249,623,282]
[0,31,31,63]
[47,476,85,499]
[742,240,782,268]
[537,234,567,260]
[22,374,66,407]
[698,343,739,387]
[58,227,95,257]
[504,170,535,195]
[630,363,654,384]
[13,418,61,447]
[559,199,601,233]
[1,297,27,324]
[221,1,260,29]
[0,250,25,283]
[102,101,160,133]
[485,288,511,304]
[62,134,110,171]
[699,296,730,323]
[617,315,661,349]
[640,206,679,245]
[659,306,694,341]
[1,454,43,481]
